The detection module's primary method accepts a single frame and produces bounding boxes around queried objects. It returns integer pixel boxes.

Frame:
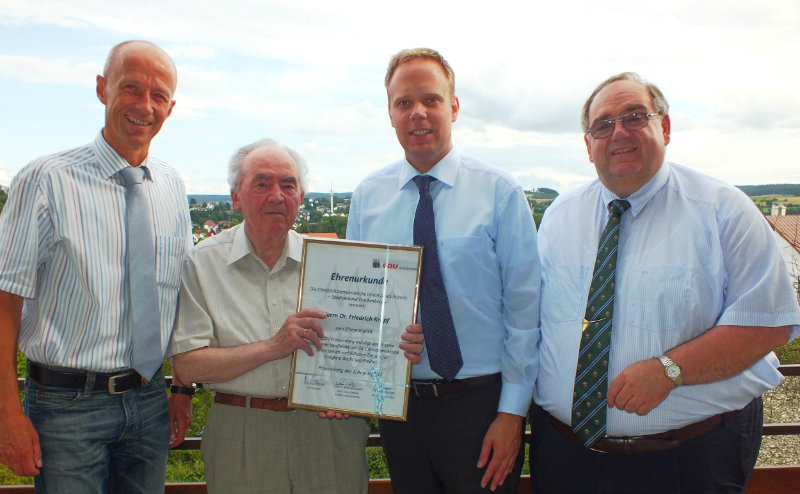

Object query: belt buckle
[412,381,439,398]
[107,372,132,395]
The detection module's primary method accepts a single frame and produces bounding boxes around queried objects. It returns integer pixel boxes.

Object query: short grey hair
[581,72,669,133]
[228,138,309,193]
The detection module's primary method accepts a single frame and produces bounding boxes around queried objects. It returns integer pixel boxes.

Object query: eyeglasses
[587,112,659,139]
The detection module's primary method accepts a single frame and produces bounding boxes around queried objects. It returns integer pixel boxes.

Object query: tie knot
[119,166,146,187]
[608,199,631,217]
[413,175,436,195]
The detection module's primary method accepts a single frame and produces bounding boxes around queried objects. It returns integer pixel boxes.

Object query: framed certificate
[288,238,422,421]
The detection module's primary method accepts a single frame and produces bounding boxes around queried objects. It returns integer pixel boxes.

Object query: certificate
[288,238,421,421]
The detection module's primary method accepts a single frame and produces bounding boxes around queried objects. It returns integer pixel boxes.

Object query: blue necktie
[413,175,463,381]
[119,166,163,381]
[572,199,630,447]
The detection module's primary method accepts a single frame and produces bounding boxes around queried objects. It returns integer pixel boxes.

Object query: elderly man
[347,48,540,493]
[530,72,800,493]
[169,138,423,494]
[0,40,192,493]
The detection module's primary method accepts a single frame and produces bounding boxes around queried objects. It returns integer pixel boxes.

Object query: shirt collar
[228,224,303,271]
[600,160,670,217]
[397,148,460,190]
[92,130,154,181]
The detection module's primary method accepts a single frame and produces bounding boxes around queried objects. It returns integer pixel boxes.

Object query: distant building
[765,215,800,301]
[771,203,787,216]
[203,220,218,233]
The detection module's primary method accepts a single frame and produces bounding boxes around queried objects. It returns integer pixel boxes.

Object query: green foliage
[167,451,205,482]
[775,338,800,365]
[0,465,32,486]
[367,447,390,478]
[737,184,800,197]
[526,188,559,199]
[0,185,7,214]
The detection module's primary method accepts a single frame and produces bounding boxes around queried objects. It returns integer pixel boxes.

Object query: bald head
[104,40,177,93]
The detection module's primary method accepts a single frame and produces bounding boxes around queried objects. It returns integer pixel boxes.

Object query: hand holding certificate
[288,238,422,420]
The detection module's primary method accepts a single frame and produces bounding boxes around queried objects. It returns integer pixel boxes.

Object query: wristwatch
[170,384,196,396]
[658,355,683,386]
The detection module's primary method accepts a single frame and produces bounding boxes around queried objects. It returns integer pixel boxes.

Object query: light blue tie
[119,166,162,381]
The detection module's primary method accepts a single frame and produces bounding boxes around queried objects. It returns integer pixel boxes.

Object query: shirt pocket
[156,235,188,291]
[541,264,589,323]
[626,266,694,332]
[437,235,499,297]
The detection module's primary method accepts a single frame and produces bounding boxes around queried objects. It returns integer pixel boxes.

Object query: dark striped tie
[571,199,630,447]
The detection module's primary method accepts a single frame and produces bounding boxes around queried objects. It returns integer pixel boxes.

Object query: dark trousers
[528,399,763,494]
[379,376,525,494]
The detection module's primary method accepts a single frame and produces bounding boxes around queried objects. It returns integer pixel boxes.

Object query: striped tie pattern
[571,199,630,447]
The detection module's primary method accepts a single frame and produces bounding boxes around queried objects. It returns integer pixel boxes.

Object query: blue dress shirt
[347,149,541,416]
[535,161,800,435]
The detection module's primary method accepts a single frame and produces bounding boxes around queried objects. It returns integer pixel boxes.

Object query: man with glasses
[530,72,800,493]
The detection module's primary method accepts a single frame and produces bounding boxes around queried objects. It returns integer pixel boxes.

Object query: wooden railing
[4,365,800,494]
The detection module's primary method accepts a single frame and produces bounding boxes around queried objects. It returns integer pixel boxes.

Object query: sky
[1,0,798,195]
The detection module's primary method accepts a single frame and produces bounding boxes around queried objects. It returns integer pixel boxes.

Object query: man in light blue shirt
[530,72,800,493]
[347,48,540,493]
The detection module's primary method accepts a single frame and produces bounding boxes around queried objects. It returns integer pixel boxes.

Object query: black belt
[28,362,145,395]
[411,373,501,398]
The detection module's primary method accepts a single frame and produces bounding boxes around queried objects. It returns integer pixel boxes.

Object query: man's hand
[0,408,41,476]
[607,358,673,415]
[274,309,326,357]
[399,323,424,363]
[167,393,192,448]
[477,412,522,491]
[316,410,350,420]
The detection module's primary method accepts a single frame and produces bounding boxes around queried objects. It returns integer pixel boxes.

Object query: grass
[751,195,800,206]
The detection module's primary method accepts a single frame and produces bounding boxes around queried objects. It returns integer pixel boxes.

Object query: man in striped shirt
[0,40,191,493]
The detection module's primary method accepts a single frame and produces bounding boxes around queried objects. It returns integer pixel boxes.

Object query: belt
[549,411,732,454]
[411,373,501,398]
[214,392,292,411]
[28,362,145,395]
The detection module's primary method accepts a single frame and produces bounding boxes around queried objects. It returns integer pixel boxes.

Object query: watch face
[667,366,681,379]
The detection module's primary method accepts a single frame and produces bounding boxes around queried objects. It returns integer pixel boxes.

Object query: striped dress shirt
[0,132,192,372]
[535,161,800,435]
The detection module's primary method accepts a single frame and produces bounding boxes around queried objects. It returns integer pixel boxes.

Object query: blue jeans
[24,368,169,494]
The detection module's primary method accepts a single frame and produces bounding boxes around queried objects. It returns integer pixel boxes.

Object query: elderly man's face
[96,43,176,166]
[387,58,459,174]
[232,146,304,237]
[584,79,670,198]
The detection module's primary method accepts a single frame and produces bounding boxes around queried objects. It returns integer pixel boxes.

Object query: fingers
[285,310,327,356]
[400,323,424,363]
[316,410,349,420]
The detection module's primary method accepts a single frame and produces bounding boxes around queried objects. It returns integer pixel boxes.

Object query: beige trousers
[201,402,370,494]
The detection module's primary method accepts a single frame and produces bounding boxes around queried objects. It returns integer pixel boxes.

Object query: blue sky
[1,0,798,194]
